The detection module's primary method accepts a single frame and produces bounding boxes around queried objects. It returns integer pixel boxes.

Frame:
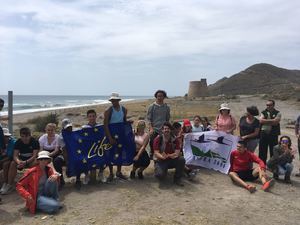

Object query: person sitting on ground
[202,117,212,131]
[104,92,128,181]
[153,122,185,186]
[1,127,39,195]
[192,115,204,132]
[16,151,62,214]
[39,123,65,188]
[215,103,236,134]
[229,140,274,193]
[130,120,150,179]
[239,106,260,152]
[0,128,16,194]
[267,136,295,183]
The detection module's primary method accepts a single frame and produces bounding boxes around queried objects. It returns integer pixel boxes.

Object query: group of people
[0,93,299,214]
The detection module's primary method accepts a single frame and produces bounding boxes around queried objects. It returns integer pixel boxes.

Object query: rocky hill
[208,63,300,98]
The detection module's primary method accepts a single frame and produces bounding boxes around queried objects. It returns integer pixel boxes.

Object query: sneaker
[107,174,114,183]
[130,171,135,179]
[262,179,275,192]
[0,183,7,194]
[98,171,107,183]
[273,173,279,180]
[295,172,300,177]
[284,176,292,184]
[82,174,90,185]
[246,184,256,193]
[1,184,13,195]
[137,170,144,180]
[174,179,184,187]
[75,180,81,190]
[116,172,128,180]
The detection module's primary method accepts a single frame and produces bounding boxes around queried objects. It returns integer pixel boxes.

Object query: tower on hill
[188,79,208,98]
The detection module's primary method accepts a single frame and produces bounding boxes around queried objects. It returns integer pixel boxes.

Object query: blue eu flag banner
[62,122,136,177]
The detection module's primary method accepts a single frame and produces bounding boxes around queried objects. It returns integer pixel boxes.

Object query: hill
[208,63,300,98]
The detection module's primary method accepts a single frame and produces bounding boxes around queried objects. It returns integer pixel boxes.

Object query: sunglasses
[281,139,289,144]
[266,104,273,106]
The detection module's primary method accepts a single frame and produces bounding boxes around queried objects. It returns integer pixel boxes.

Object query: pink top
[215,114,236,133]
[134,132,149,151]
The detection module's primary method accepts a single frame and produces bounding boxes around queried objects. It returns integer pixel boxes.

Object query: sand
[1,95,300,225]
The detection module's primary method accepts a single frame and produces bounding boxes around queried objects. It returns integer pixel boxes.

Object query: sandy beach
[1,95,300,225]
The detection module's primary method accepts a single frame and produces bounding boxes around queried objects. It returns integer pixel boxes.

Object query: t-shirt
[39,134,60,152]
[147,102,170,132]
[230,149,265,172]
[135,133,148,152]
[14,137,39,160]
[153,135,180,155]
[192,124,204,132]
[215,114,236,133]
[239,116,260,139]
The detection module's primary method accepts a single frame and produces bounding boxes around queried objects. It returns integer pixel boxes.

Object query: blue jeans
[36,180,61,214]
[278,163,293,177]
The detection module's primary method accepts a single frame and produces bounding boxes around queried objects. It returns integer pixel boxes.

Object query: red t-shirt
[230,149,266,172]
[153,135,180,154]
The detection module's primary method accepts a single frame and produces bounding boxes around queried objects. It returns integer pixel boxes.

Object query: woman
[192,115,203,132]
[267,136,295,183]
[39,123,64,186]
[202,117,212,131]
[130,120,150,179]
[239,106,260,152]
[16,151,62,214]
[215,103,236,134]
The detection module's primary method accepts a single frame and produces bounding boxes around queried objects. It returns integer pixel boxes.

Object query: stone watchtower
[188,79,208,98]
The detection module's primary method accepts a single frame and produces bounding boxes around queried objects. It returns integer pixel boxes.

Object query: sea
[0,95,151,116]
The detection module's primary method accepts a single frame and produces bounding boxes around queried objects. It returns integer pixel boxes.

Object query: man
[16,151,62,214]
[0,98,5,158]
[104,93,128,181]
[259,100,281,163]
[2,127,39,195]
[296,115,300,177]
[153,122,185,186]
[147,90,170,159]
[82,109,102,185]
[229,140,274,193]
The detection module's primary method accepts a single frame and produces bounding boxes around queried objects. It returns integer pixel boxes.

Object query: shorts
[237,169,258,181]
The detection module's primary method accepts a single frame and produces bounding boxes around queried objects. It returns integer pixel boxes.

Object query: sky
[0,0,299,96]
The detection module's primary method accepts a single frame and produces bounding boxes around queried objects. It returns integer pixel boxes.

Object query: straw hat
[108,92,121,101]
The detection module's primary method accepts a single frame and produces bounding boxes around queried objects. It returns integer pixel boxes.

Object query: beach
[1,95,300,225]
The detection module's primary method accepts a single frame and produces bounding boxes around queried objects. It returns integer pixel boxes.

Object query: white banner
[183,131,239,174]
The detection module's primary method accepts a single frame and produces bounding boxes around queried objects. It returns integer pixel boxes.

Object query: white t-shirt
[39,134,60,152]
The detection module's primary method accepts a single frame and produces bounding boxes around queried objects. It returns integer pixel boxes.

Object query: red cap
[183,119,192,127]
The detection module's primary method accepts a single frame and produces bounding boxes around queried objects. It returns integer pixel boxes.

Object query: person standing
[259,100,281,163]
[239,106,260,152]
[214,103,236,134]
[104,93,128,182]
[147,90,170,159]
[295,115,300,177]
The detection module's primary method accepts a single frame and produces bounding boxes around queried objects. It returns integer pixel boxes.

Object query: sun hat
[183,119,192,127]
[219,103,230,111]
[37,151,51,160]
[61,118,72,129]
[108,92,121,101]
[2,128,12,136]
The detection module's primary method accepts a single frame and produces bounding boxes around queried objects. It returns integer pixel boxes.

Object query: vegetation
[27,113,58,132]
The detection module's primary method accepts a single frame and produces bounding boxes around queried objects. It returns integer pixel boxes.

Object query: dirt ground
[1,95,300,225]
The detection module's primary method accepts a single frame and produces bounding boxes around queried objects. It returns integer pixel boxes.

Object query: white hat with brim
[108,92,121,101]
[2,128,12,136]
[37,151,52,160]
[62,118,73,129]
[219,103,230,111]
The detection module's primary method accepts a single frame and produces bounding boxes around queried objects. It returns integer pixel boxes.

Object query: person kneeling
[153,122,185,186]
[16,151,62,214]
[229,140,274,193]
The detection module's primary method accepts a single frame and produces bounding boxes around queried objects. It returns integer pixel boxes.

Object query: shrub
[27,113,58,132]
